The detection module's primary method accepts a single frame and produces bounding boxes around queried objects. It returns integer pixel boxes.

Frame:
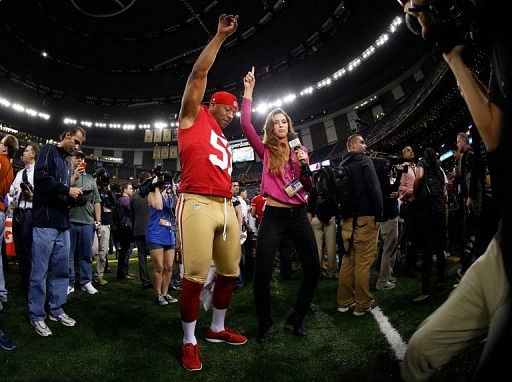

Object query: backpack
[314,166,339,223]
[333,158,353,218]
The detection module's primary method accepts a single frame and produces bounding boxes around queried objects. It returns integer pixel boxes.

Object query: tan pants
[311,216,337,272]
[401,238,508,381]
[176,193,241,283]
[376,217,399,288]
[92,224,110,279]
[337,216,379,311]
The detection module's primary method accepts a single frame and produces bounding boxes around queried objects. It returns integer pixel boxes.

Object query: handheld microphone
[287,132,312,176]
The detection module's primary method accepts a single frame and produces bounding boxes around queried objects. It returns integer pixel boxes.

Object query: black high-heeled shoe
[257,319,273,343]
[286,312,307,337]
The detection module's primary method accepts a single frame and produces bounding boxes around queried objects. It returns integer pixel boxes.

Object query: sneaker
[205,327,247,345]
[49,313,76,327]
[81,282,98,295]
[163,294,178,303]
[31,320,52,337]
[181,343,202,371]
[353,302,376,316]
[376,281,396,291]
[389,276,397,283]
[67,286,75,295]
[337,302,355,313]
[0,330,16,351]
[94,277,108,286]
[157,295,169,306]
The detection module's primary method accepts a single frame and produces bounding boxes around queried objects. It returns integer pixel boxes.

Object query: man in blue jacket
[28,126,85,337]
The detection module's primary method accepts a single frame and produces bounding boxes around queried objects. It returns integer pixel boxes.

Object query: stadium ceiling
[0,0,429,146]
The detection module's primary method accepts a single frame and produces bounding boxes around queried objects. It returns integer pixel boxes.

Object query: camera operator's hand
[402,0,430,40]
[442,44,465,66]
[68,187,83,199]
[22,187,33,201]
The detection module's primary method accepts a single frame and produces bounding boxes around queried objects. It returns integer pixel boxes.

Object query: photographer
[67,151,101,296]
[130,171,153,290]
[146,171,178,306]
[401,1,511,380]
[9,143,39,297]
[92,169,116,285]
[370,154,401,291]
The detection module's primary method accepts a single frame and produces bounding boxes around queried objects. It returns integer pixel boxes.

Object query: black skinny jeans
[418,209,446,294]
[253,205,320,327]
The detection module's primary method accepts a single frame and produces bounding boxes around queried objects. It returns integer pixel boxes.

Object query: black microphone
[287,132,312,177]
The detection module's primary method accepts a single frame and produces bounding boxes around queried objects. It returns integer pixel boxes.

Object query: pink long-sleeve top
[240,98,312,206]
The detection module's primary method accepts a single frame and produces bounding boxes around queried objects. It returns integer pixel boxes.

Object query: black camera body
[368,152,404,175]
[137,165,174,198]
[406,0,479,53]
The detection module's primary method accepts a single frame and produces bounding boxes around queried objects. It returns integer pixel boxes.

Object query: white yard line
[371,306,408,361]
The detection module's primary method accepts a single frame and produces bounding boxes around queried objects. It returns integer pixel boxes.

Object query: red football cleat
[205,327,248,345]
[181,343,202,371]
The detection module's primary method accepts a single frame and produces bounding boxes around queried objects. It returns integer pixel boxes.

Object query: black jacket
[341,151,384,221]
[32,145,72,230]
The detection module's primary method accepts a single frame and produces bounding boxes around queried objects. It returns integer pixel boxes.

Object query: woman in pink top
[240,67,320,342]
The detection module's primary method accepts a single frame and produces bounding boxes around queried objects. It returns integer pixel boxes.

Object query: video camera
[368,151,406,177]
[93,167,111,187]
[401,0,479,53]
[137,165,174,198]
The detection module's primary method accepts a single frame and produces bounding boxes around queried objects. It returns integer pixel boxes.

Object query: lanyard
[288,153,296,180]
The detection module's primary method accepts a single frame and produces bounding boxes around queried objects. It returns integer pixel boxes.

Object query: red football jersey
[178,106,233,198]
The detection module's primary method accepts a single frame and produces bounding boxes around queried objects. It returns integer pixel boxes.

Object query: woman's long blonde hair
[262,108,295,175]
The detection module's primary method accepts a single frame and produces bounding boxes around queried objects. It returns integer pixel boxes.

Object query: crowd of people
[0,3,510,380]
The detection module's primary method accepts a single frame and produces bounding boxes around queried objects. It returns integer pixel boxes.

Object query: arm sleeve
[240,98,265,159]
[306,186,317,214]
[34,145,70,196]
[298,147,313,191]
[364,158,384,221]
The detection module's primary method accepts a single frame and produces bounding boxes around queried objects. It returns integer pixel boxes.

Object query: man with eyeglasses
[28,126,85,337]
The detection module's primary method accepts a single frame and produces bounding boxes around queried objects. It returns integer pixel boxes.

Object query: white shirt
[9,163,35,210]
[238,196,249,221]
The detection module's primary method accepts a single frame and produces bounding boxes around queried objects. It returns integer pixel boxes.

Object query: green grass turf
[0,253,481,381]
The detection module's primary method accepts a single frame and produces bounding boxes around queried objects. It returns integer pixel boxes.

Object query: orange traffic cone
[4,216,15,257]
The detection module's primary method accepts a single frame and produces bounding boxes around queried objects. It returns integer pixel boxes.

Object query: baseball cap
[72,150,86,158]
[210,91,239,111]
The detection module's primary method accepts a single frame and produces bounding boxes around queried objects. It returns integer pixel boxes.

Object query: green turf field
[0,254,481,381]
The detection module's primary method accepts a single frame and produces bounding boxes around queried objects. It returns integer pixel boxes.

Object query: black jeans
[253,205,320,327]
[116,228,133,280]
[134,236,151,286]
[13,209,33,294]
[419,210,446,294]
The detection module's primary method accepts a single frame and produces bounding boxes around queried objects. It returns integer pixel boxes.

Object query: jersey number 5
[209,130,233,175]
